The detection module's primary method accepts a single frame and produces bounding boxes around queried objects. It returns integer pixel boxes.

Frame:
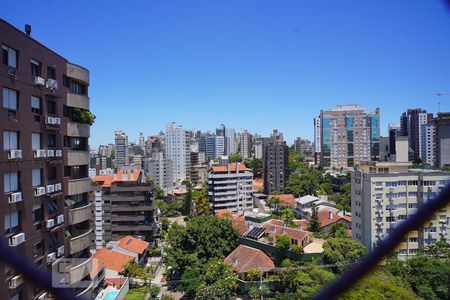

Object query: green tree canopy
[322,238,367,273]
[165,215,239,275]
[276,235,292,250]
[308,204,322,234]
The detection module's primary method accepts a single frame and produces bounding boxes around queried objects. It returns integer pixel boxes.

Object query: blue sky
[3,1,450,147]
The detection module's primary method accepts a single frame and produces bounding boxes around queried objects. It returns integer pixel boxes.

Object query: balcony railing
[68,203,92,225]
[69,229,92,254]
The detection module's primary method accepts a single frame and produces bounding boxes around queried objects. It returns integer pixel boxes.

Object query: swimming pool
[103,291,119,300]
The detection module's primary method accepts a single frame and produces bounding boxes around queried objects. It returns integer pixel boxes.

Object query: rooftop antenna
[437,92,450,113]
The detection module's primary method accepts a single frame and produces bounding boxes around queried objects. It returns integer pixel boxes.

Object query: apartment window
[409,237,418,243]
[48,167,57,181]
[3,131,18,150]
[48,232,58,249]
[32,133,40,151]
[47,100,56,114]
[4,172,19,193]
[2,87,18,110]
[48,199,58,214]
[32,204,43,224]
[47,134,56,148]
[31,59,41,77]
[31,96,41,114]
[2,44,18,68]
[4,211,20,234]
[32,169,41,187]
[32,240,44,259]
[408,180,418,186]
[47,67,56,80]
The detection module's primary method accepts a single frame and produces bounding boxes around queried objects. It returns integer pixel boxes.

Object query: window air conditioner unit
[9,275,23,289]
[46,185,55,194]
[8,149,22,159]
[8,192,22,203]
[57,214,64,224]
[46,219,55,229]
[9,233,25,246]
[46,79,58,90]
[46,116,55,125]
[35,186,46,197]
[47,150,55,157]
[46,252,56,264]
[54,117,61,125]
[34,76,46,86]
[57,246,65,257]
[55,150,62,157]
[34,149,47,158]
[54,183,62,191]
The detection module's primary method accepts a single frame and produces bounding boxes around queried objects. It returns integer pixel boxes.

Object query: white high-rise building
[217,124,237,155]
[144,152,174,192]
[165,122,189,183]
[115,130,129,168]
[421,124,435,166]
[207,163,253,213]
[237,129,253,159]
[314,117,321,165]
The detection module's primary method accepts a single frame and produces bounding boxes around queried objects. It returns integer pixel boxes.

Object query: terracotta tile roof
[105,278,127,285]
[215,210,248,235]
[318,209,352,228]
[224,245,275,273]
[92,175,115,188]
[92,170,142,187]
[116,170,141,182]
[276,194,297,207]
[262,223,311,245]
[266,219,308,231]
[211,163,248,173]
[92,248,134,273]
[118,236,149,254]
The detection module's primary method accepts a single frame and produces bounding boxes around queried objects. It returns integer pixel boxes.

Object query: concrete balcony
[110,184,152,193]
[68,203,93,225]
[67,62,89,85]
[75,282,93,298]
[67,177,91,196]
[67,122,90,138]
[65,255,92,285]
[111,215,146,222]
[67,92,89,110]
[111,224,154,232]
[110,205,153,212]
[67,150,89,166]
[69,229,92,254]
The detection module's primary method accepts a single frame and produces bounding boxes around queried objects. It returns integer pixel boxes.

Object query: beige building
[352,161,450,257]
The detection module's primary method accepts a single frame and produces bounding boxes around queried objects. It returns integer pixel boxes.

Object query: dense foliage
[165,215,239,275]
[322,238,367,273]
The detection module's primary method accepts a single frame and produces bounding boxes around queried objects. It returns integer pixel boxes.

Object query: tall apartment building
[190,151,208,186]
[201,135,225,160]
[207,163,253,213]
[253,138,263,159]
[318,105,380,169]
[237,129,253,159]
[165,122,190,183]
[114,130,129,168]
[262,138,289,194]
[314,117,321,165]
[352,160,450,256]
[92,169,155,244]
[0,19,93,298]
[144,152,173,192]
[216,124,236,155]
[420,123,435,166]
[294,137,313,155]
[434,112,450,169]
[400,108,433,161]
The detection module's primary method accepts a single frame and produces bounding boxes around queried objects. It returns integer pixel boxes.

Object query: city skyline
[2,1,450,148]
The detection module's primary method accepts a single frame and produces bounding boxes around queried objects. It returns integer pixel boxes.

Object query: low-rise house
[92,248,134,278]
[296,195,320,210]
[224,245,275,279]
[215,209,250,235]
[262,223,311,247]
[107,235,150,265]
[318,209,352,233]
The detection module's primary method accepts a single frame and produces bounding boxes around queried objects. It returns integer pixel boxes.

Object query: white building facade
[165,122,190,183]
